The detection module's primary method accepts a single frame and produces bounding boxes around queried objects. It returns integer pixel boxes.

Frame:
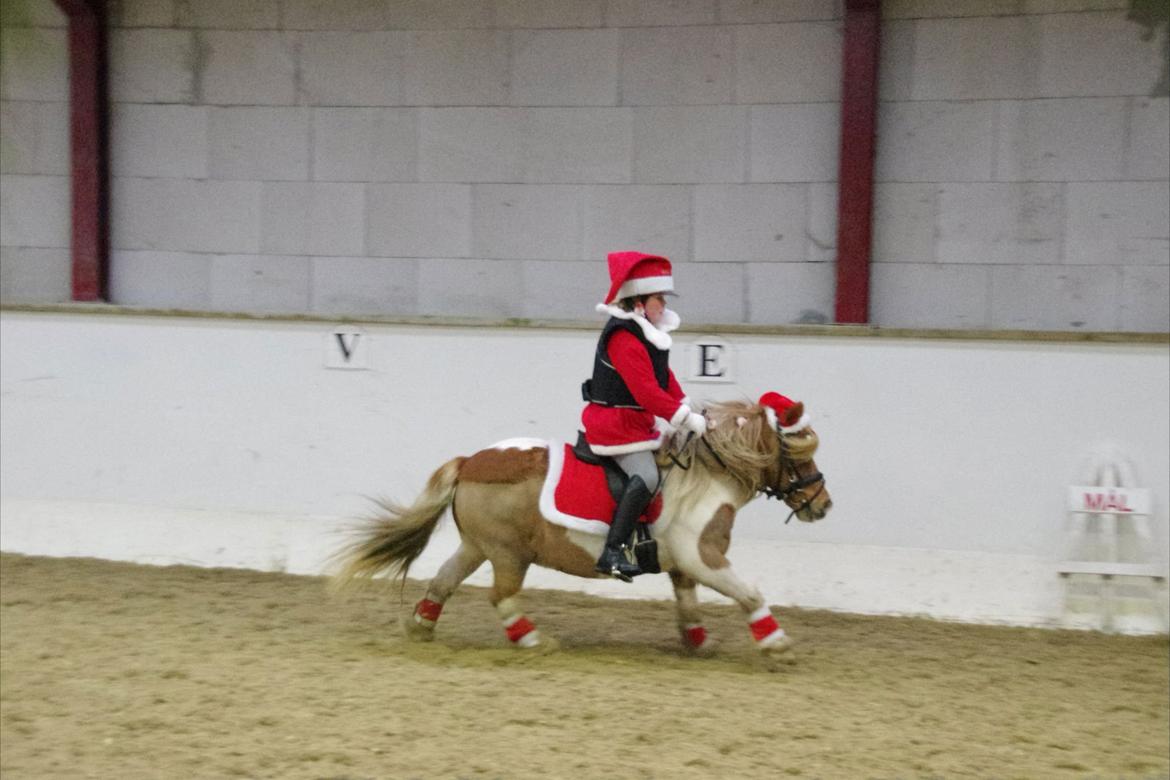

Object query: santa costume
[580,251,698,455]
[580,252,707,582]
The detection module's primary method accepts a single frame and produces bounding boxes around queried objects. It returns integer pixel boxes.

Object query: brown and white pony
[332,397,831,659]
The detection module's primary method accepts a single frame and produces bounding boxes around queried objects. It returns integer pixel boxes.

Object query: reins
[666,434,726,472]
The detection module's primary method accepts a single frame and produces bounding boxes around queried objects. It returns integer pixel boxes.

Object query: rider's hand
[683,412,708,437]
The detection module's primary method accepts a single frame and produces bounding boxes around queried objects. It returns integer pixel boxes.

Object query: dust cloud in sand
[1,553,1167,779]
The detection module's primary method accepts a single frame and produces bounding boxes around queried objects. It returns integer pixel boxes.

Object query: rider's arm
[607,330,688,423]
[666,369,686,403]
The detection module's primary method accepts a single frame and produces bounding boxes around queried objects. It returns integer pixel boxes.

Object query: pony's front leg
[669,571,714,655]
[670,505,794,659]
[404,542,485,641]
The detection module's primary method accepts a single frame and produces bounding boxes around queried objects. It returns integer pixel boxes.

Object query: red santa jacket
[580,306,690,455]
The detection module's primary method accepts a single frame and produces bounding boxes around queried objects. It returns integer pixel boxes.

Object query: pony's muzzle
[800,497,831,522]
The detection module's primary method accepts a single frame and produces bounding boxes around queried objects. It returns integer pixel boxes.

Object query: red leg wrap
[749,613,780,642]
[415,598,443,623]
[684,625,708,648]
[504,616,536,644]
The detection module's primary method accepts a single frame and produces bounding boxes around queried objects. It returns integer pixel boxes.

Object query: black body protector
[581,316,671,408]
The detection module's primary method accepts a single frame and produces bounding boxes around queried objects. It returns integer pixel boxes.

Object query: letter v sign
[324,328,369,370]
[336,332,358,360]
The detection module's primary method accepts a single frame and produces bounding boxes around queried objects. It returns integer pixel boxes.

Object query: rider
[581,251,709,581]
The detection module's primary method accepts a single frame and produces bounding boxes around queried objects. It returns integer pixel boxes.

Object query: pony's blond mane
[658,399,819,512]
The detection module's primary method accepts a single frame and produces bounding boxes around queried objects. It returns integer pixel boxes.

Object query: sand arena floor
[1,553,1167,779]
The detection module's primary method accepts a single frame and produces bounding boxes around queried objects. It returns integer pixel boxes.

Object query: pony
[332,396,831,659]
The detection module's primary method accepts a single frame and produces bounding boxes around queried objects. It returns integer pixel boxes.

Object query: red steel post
[834,0,881,324]
[54,0,109,301]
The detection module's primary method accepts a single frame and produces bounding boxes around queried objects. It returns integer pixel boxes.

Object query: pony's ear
[779,401,804,429]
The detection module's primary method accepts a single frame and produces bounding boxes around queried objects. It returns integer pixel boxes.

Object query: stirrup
[603,564,636,583]
[596,547,640,582]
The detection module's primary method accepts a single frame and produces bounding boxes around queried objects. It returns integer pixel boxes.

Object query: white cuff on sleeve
[670,404,692,428]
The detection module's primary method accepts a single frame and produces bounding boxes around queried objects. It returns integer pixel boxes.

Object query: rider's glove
[683,412,708,437]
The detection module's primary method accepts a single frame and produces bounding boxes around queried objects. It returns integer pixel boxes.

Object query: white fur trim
[594,303,679,349]
[780,414,812,434]
[657,307,680,333]
[587,436,662,455]
[613,274,673,302]
[762,408,812,434]
[490,437,547,450]
[537,440,613,536]
[669,404,692,428]
[748,605,771,623]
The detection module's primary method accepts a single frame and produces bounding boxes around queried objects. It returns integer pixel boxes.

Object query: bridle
[760,432,825,524]
[666,428,825,524]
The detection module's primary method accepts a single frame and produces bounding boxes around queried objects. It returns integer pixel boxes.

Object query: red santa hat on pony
[600,251,675,305]
[758,392,812,433]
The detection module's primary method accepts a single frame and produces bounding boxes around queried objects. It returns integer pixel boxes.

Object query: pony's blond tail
[331,457,465,590]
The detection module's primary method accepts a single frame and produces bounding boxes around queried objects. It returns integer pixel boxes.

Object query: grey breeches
[613,450,660,494]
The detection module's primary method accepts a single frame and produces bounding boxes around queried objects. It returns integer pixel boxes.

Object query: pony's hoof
[516,634,560,655]
[758,633,797,666]
[401,614,436,642]
[684,639,717,658]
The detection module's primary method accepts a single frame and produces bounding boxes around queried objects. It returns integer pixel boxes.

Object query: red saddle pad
[552,443,662,526]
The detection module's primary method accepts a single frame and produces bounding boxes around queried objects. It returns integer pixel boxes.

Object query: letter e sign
[687,337,734,384]
[325,328,370,370]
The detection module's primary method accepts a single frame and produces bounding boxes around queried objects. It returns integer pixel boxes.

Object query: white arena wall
[1,308,1168,632]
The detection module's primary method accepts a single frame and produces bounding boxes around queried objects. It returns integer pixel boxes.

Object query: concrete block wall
[0,0,70,303]
[1,0,1167,332]
[875,0,1170,331]
[89,0,855,325]
[0,0,846,323]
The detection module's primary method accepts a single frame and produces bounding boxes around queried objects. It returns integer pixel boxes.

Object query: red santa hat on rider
[601,251,675,305]
[595,251,680,349]
[758,392,812,433]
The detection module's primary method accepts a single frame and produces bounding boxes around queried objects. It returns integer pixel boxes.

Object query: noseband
[761,435,825,524]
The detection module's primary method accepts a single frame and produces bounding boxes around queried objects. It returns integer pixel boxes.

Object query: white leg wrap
[495,597,521,620]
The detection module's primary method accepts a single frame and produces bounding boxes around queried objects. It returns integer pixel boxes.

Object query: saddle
[571,432,630,505]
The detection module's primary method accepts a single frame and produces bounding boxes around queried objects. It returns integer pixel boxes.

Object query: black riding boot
[595,475,651,582]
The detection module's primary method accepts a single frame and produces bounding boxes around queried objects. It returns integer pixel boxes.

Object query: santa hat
[602,251,674,305]
[758,392,811,433]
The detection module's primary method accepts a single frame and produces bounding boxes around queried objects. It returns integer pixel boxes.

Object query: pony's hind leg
[670,571,714,655]
[404,542,486,642]
[489,556,553,650]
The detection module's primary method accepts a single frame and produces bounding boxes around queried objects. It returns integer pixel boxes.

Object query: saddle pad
[538,441,662,536]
